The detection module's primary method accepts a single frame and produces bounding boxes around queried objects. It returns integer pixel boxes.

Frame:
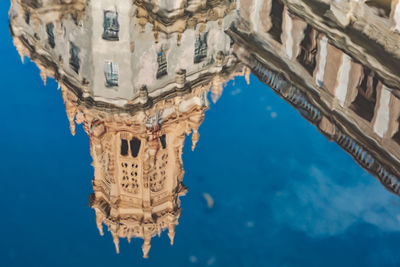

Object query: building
[60,67,247,257]
[9,0,239,109]
[228,0,400,196]
[9,0,250,257]
[61,79,208,258]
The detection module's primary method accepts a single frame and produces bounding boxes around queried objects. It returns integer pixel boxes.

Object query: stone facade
[10,0,239,108]
[229,0,400,196]
[62,66,247,257]
[62,67,247,257]
[61,81,207,258]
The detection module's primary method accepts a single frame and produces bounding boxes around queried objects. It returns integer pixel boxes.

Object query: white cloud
[272,165,400,237]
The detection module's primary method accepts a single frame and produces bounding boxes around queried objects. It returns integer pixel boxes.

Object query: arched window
[350,67,378,122]
[130,138,141,157]
[120,139,128,156]
[159,134,166,149]
[268,0,284,43]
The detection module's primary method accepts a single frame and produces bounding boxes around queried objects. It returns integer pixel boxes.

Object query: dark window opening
[46,23,55,48]
[102,11,119,41]
[350,67,378,122]
[121,139,128,156]
[69,42,80,74]
[268,0,284,43]
[297,25,319,75]
[160,134,166,149]
[156,49,167,79]
[194,32,208,63]
[130,138,141,158]
[24,12,30,24]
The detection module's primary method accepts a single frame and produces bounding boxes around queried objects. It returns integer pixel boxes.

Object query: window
[69,42,80,74]
[194,32,208,63]
[24,12,30,24]
[104,61,118,87]
[121,138,141,157]
[268,0,284,43]
[350,67,378,122]
[121,139,128,156]
[102,11,119,41]
[156,49,167,79]
[130,138,141,157]
[46,23,55,48]
[297,25,319,75]
[159,134,166,149]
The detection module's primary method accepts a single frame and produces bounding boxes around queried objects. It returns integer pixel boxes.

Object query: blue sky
[1,1,400,266]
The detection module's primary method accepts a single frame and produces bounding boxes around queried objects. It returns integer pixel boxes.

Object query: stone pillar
[175,69,186,89]
[281,10,307,60]
[373,85,392,137]
[334,53,352,107]
[314,35,328,87]
[283,7,294,59]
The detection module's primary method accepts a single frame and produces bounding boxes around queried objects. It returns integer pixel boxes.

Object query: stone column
[334,52,352,107]
[175,69,186,89]
[373,85,392,137]
[314,34,328,87]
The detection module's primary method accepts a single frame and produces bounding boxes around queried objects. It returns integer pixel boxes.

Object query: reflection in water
[7,0,400,258]
[229,0,400,197]
[8,0,249,257]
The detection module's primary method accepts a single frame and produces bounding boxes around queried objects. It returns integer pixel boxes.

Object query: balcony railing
[251,58,321,122]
